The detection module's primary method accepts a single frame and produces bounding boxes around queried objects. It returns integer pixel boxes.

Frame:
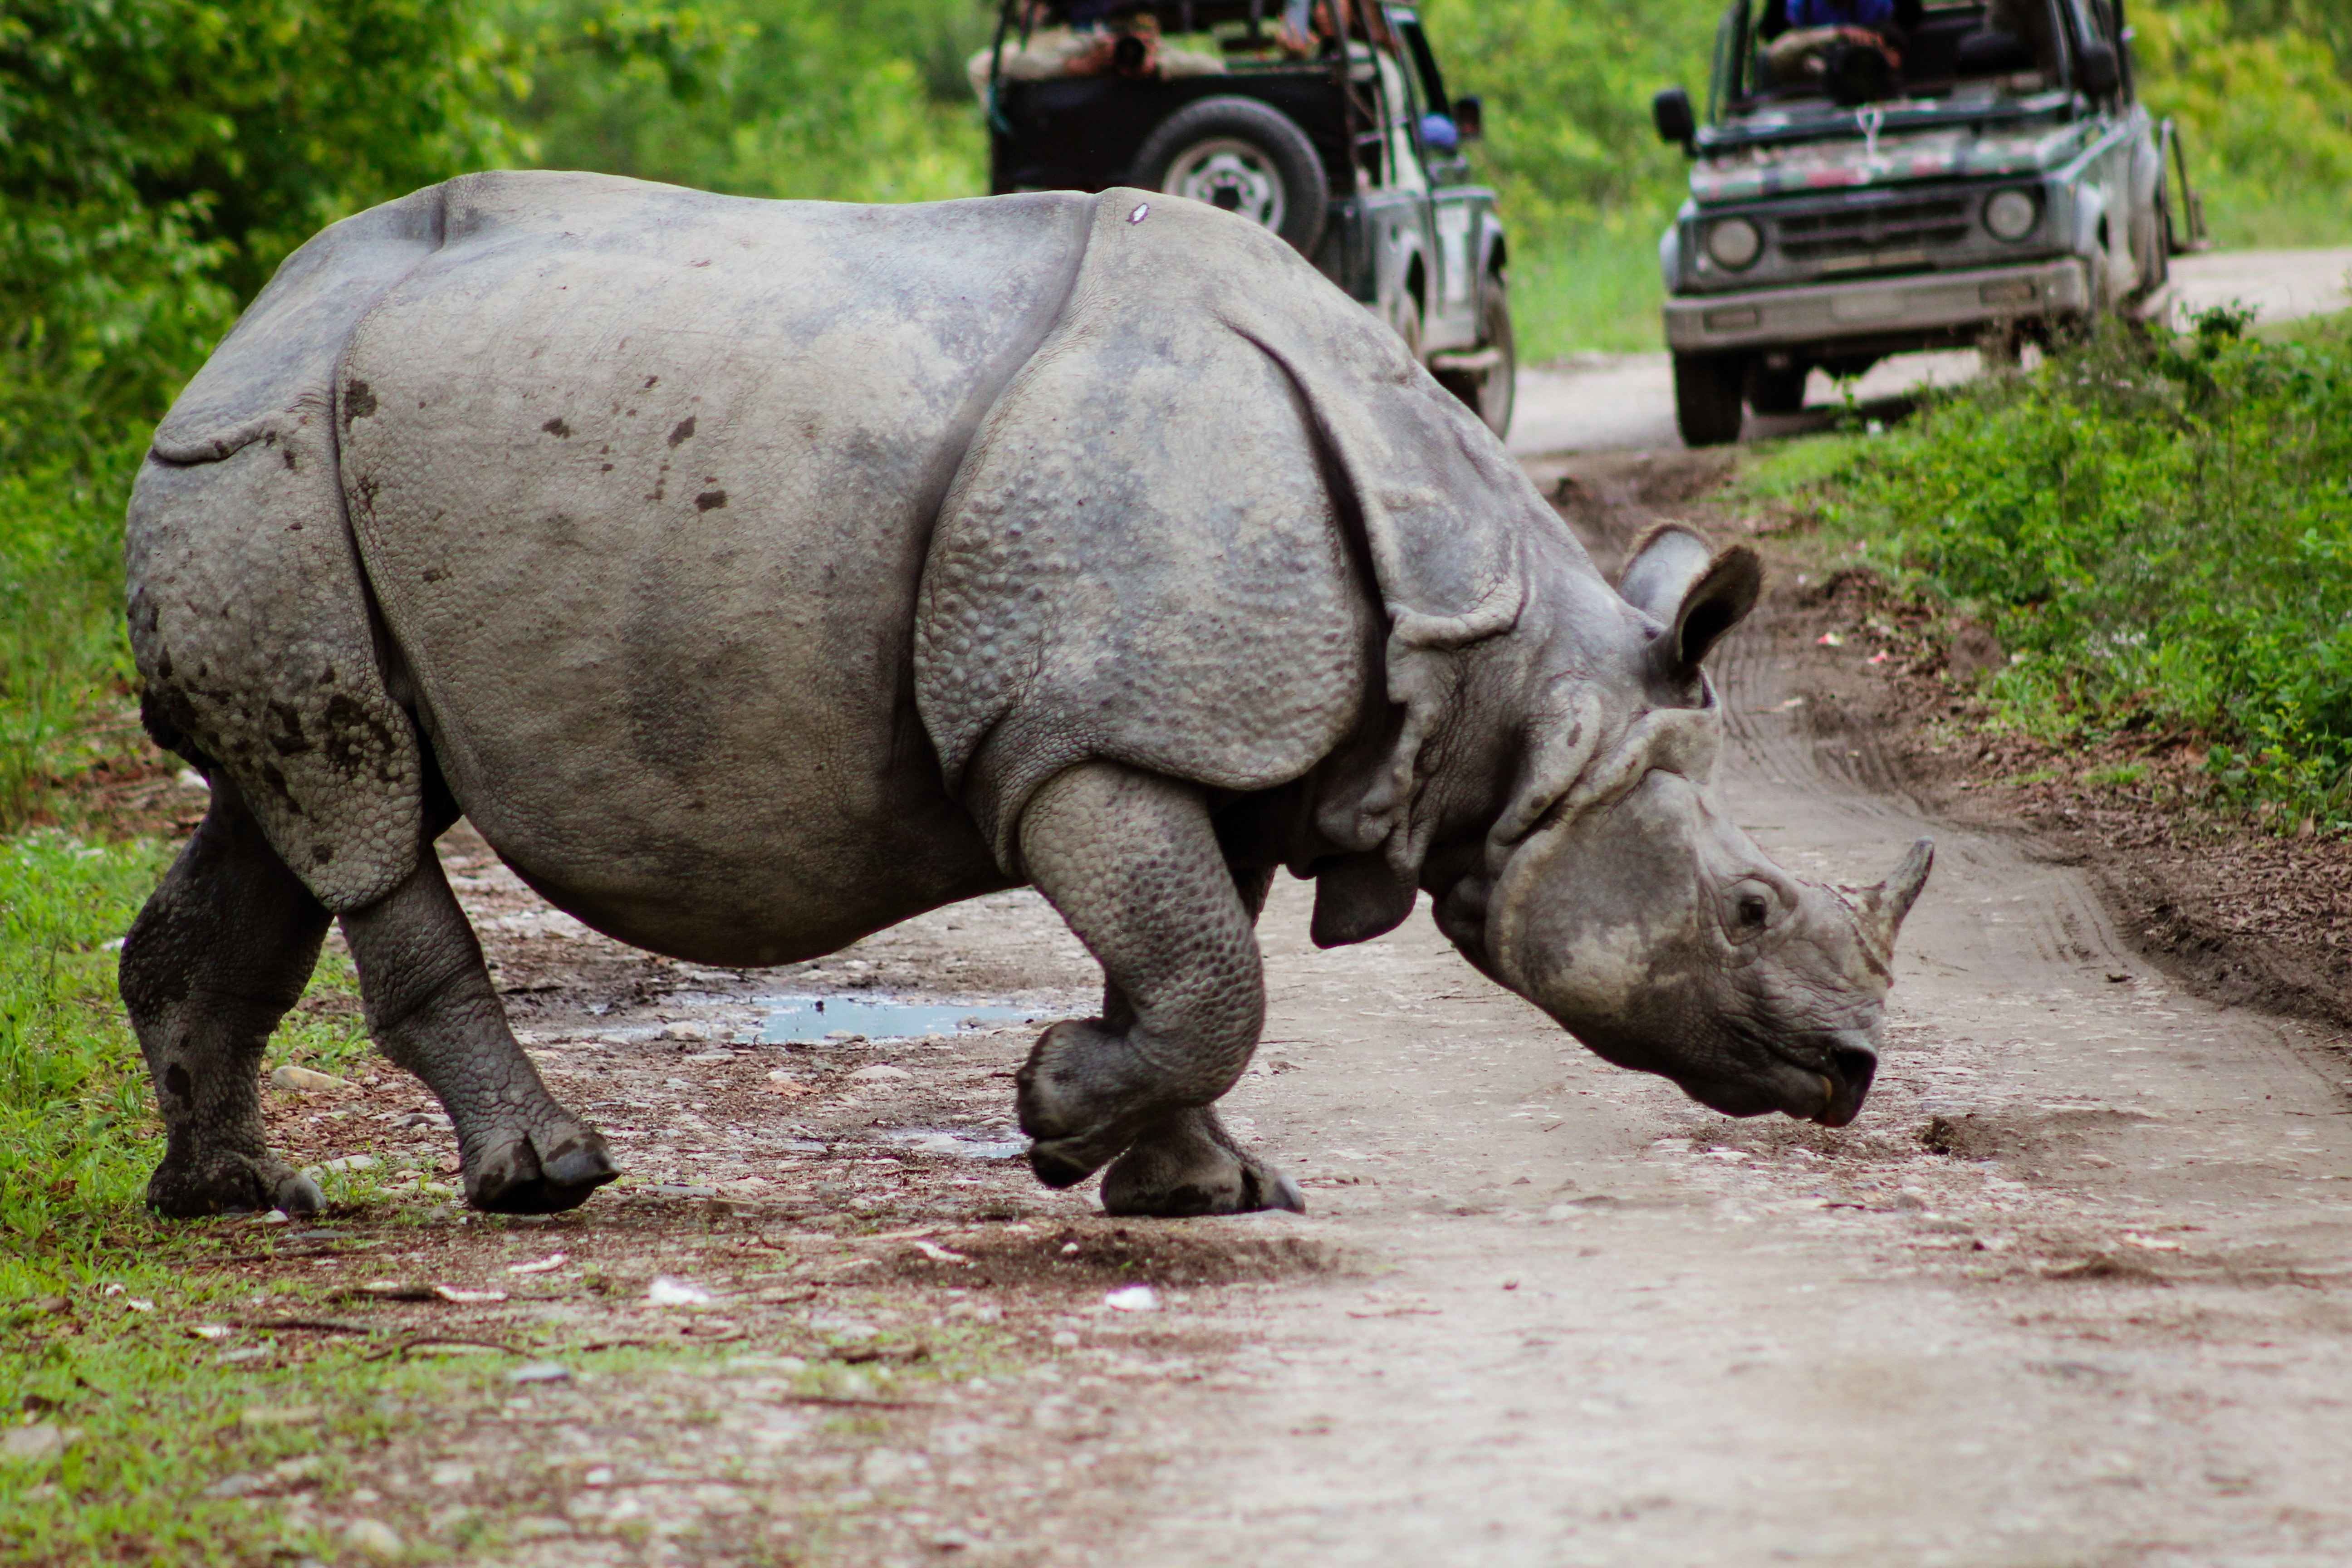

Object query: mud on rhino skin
[120,170,1931,1221]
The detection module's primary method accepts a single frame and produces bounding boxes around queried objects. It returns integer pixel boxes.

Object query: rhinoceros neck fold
[1483,701,1728,994]
[913,190,1564,880]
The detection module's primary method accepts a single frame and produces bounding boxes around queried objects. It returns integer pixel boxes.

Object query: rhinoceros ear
[1617,525,1714,619]
[1618,526,1761,684]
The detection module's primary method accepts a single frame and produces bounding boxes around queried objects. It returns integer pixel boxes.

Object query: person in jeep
[981,0,1517,436]
[967,0,1225,98]
[1769,0,1910,84]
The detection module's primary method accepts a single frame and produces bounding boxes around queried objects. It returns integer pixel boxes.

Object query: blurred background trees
[1,0,2348,826]
[5,0,2347,430]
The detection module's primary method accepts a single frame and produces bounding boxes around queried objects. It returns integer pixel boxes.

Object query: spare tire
[1132,96,1330,256]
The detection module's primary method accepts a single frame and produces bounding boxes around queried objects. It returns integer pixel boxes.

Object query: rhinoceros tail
[126,184,450,913]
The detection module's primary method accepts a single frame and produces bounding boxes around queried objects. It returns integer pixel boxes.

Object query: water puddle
[755,995,1040,1046]
[877,1127,1027,1160]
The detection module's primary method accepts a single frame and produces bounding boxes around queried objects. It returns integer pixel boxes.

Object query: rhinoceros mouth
[1785,1037,1877,1126]
[1686,1035,1876,1126]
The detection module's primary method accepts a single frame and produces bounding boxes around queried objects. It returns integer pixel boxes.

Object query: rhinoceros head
[1432,527,1931,1127]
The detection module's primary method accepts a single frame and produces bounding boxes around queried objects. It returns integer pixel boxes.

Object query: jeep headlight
[1705,216,1763,270]
[1984,188,2040,242]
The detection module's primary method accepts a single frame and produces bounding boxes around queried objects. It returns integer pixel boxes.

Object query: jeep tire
[1435,275,1516,437]
[1674,352,1747,447]
[1132,96,1330,256]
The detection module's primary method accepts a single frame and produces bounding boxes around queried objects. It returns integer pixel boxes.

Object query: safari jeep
[983,0,1515,434]
[1651,0,2204,446]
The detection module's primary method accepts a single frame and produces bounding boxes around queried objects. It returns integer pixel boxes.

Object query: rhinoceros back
[328,173,1090,960]
[127,186,445,911]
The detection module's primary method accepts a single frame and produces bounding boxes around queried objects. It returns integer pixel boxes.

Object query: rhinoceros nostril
[1830,1045,1877,1096]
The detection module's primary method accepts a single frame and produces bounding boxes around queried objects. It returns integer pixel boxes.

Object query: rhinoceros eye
[1721,880,1781,943]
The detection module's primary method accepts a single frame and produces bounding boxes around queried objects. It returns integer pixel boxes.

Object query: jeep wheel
[1673,352,1746,447]
[1132,97,1330,256]
[1745,359,1808,416]
[1435,276,1516,437]
[1393,288,1423,362]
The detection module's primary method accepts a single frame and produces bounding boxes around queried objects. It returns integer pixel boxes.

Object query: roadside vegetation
[2,0,2349,1554]
[1757,307,2352,836]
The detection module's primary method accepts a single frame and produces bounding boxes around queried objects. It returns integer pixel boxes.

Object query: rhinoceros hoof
[147,1151,324,1219]
[464,1126,619,1215]
[1101,1126,1307,1219]
[1017,1020,1161,1189]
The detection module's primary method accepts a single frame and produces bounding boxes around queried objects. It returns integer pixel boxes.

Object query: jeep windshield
[1702,0,2118,149]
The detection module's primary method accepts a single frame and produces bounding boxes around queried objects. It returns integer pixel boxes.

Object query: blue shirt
[1789,0,1897,26]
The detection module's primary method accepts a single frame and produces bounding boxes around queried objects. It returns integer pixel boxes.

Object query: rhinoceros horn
[1856,838,1936,959]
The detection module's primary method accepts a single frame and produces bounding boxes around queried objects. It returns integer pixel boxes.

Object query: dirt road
[1508,245,2352,456]
[235,271,2351,1562]
[1106,529,2352,1566]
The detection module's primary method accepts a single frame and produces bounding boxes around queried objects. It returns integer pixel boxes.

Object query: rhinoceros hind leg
[121,778,333,1218]
[1101,1106,1304,1218]
[1014,763,1265,1191]
[340,848,617,1214]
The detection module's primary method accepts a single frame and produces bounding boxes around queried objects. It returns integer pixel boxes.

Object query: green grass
[0,831,1052,1562]
[1745,308,2352,835]
[0,830,382,1255]
[5,1271,1010,1564]
[0,827,395,1562]
[0,430,148,833]
[0,831,173,1251]
[1513,220,1673,360]
[10,1300,446,1565]
[2139,1,2352,251]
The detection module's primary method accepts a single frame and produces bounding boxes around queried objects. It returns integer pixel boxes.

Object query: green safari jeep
[1651,0,2204,446]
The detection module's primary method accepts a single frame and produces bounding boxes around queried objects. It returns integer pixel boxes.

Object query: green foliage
[2136,1,2352,247]
[0,0,519,448]
[1810,310,2352,831]
[1420,0,1714,240]
[495,0,990,204]
[0,0,525,830]
[0,431,146,828]
[1422,0,1717,358]
[2210,0,2352,88]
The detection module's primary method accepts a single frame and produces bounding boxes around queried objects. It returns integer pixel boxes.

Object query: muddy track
[240,452,2352,1567]
[1097,460,2352,1566]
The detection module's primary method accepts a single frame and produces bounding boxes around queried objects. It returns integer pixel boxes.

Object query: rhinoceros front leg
[1100,1104,1304,1216]
[1014,762,1299,1214]
[340,849,617,1214]
[120,778,333,1217]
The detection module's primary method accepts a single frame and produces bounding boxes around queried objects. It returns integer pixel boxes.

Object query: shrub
[2136,1,2352,247]
[1820,311,2352,830]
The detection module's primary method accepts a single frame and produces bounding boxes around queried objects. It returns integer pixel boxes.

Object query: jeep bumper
[1664,258,2092,353]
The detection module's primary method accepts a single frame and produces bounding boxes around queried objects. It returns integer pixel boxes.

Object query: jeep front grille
[1774,197,1972,270]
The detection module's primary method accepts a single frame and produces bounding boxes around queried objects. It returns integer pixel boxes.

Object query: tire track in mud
[1098,458,2352,1568]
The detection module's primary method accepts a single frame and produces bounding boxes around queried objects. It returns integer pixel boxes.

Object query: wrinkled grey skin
[120,171,1929,1221]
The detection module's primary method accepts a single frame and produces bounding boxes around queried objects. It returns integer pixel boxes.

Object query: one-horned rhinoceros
[122,170,1931,1220]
